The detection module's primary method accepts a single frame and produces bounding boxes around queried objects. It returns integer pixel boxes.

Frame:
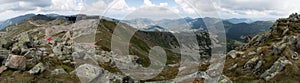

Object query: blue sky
[0,0,299,21]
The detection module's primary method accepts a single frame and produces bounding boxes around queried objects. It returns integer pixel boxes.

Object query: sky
[0,0,299,21]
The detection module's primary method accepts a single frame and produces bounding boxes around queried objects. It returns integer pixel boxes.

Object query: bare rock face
[4,55,26,70]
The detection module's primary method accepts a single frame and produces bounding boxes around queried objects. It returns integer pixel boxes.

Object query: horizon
[0,0,298,21]
[0,13,279,22]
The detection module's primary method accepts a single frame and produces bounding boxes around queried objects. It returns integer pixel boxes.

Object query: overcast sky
[0,0,299,21]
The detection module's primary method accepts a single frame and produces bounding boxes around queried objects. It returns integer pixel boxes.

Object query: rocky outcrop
[260,56,291,81]
[28,62,47,74]
[4,55,26,70]
[224,13,300,82]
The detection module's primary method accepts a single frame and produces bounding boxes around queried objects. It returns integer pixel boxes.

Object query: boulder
[28,62,47,74]
[5,55,26,70]
[51,68,67,75]
[227,50,244,59]
[243,56,259,70]
[253,60,263,74]
[260,56,292,81]
[73,64,103,83]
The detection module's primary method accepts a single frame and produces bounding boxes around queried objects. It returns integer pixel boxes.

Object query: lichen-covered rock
[227,50,244,59]
[28,62,47,74]
[260,56,292,81]
[51,68,67,75]
[243,56,259,70]
[253,60,263,74]
[5,55,26,70]
[73,64,103,83]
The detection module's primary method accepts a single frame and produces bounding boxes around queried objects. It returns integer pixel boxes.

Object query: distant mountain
[225,21,274,41]
[0,14,35,30]
[143,25,168,32]
[225,18,254,24]
[124,17,274,41]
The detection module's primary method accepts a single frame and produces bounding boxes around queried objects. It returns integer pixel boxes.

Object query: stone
[253,60,263,74]
[227,50,244,59]
[218,75,233,83]
[0,66,7,74]
[297,34,300,48]
[243,56,259,70]
[247,51,256,56]
[5,55,26,70]
[11,46,21,55]
[282,28,289,36]
[2,40,16,50]
[288,36,296,45]
[260,56,292,81]
[272,43,287,55]
[73,64,103,83]
[28,63,47,74]
[228,63,238,70]
[291,51,299,60]
[51,68,67,75]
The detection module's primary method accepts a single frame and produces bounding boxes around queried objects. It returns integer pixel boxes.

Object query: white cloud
[143,0,155,7]
[159,3,168,7]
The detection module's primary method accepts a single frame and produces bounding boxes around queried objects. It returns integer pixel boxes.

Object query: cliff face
[224,13,300,82]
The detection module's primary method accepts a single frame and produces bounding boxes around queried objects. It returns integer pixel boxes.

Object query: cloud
[0,0,51,12]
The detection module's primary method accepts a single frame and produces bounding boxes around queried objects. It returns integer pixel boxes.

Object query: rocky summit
[223,13,300,82]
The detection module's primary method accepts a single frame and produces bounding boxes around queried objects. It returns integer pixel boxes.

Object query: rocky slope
[0,14,216,82]
[224,13,300,82]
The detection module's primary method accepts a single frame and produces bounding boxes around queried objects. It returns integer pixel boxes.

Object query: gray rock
[296,34,300,48]
[51,68,67,75]
[28,62,47,74]
[228,63,238,70]
[272,43,287,55]
[247,51,256,56]
[73,64,103,83]
[243,56,259,70]
[227,50,244,59]
[5,55,26,70]
[282,28,289,36]
[0,66,7,74]
[253,60,263,74]
[260,56,292,81]
[11,46,21,55]
[219,75,233,83]
[288,36,296,45]
[291,51,299,60]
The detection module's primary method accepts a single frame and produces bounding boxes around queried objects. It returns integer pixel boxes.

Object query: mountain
[225,21,274,41]
[143,25,168,32]
[124,17,274,41]
[0,14,214,82]
[0,14,35,30]
[225,18,254,24]
[223,13,300,82]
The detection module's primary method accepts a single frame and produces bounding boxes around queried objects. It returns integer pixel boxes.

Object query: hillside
[223,13,300,82]
[0,14,213,82]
